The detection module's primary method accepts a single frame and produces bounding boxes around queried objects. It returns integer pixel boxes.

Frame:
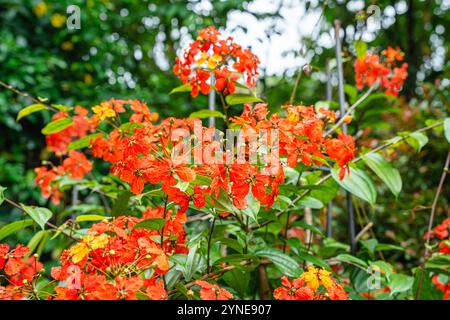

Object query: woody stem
[206,216,216,273]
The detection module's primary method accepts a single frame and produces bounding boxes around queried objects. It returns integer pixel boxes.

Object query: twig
[206,217,216,273]
[355,222,374,242]
[324,83,377,137]
[3,198,79,241]
[0,80,58,111]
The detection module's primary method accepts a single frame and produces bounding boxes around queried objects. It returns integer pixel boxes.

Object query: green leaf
[444,118,450,144]
[335,253,368,269]
[296,196,324,209]
[225,94,263,105]
[297,252,331,270]
[344,84,358,103]
[375,243,405,252]
[20,204,53,230]
[389,274,414,296]
[354,40,367,60]
[111,190,132,216]
[240,194,260,223]
[51,104,73,112]
[211,188,235,214]
[291,220,325,237]
[331,166,377,205]
[222,268,250,298]
[75,214,108,223]
[41,117,73,135]
[0,186,6,206]
[27,230,48,256]
[360,239,378,255]
[68,134,100,150]
[169,83,192,95]
[189,109,225,119]
[362,153,402,198]
[0,219,34,241]
[406,132,428,152]
[133,218,166,231]
[255,248,301,277]
[17,104,47,121]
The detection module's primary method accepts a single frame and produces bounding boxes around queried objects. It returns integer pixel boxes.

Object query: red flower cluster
[48,215,177,300]
[195,280,233,300]
[354,47,408,96]
[0,244,44,300]
[424,218,450,254]
[34,96,355,212]
[46,106,94,156]
[424,218,450,299]
[273,267,348,300]
[34,150,92,204]
[173,26,260,97]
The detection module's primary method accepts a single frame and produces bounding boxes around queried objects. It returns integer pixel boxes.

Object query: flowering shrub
[424,218,450,299]
[274,267,348,300]
[173,26,259,97]
[1,26,448,301]
[354,46,408,96]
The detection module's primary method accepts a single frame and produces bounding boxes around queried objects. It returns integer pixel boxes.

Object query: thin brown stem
[3,198,79,241]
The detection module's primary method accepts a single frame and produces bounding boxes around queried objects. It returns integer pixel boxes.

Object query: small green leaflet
[444,118,450,144]
[0,185,6,206]
[335,253,368,269]
[189,109,225,119]
[225,94,263,106]
[331,166,377,205]
[354,40,367,59]
[133,218,166,231]
[41,117,73,135]
[75,215,108,223]
[0,219,34,241]
[406,132,428,152]
[389,273,414,296]
[255,248,301,277]
[68,134,100,150]
[362,153,402,198]
[20,204,53,230]
[17,104,47,121]
[169,83,192,95]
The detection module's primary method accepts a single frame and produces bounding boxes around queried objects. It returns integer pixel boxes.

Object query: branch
[0,80,57,112]
[3,198,80,241]
[324,83,377,137]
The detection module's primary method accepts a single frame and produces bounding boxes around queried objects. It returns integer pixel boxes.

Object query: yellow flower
[33,2,48,17]
[207,54,222,69]
[92,102,116,120]
[61,41,74,51]
[69,243,89,264]
[68,234,109,263]
[300,266,334,291]
[51,13,66,28]
[195,52,208,66]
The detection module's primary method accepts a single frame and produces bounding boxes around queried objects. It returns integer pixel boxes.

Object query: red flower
[195,280,233,300]
[273,276,314,300]
[0,244,30,276]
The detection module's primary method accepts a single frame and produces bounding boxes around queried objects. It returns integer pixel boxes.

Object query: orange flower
[195,280,233,300]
